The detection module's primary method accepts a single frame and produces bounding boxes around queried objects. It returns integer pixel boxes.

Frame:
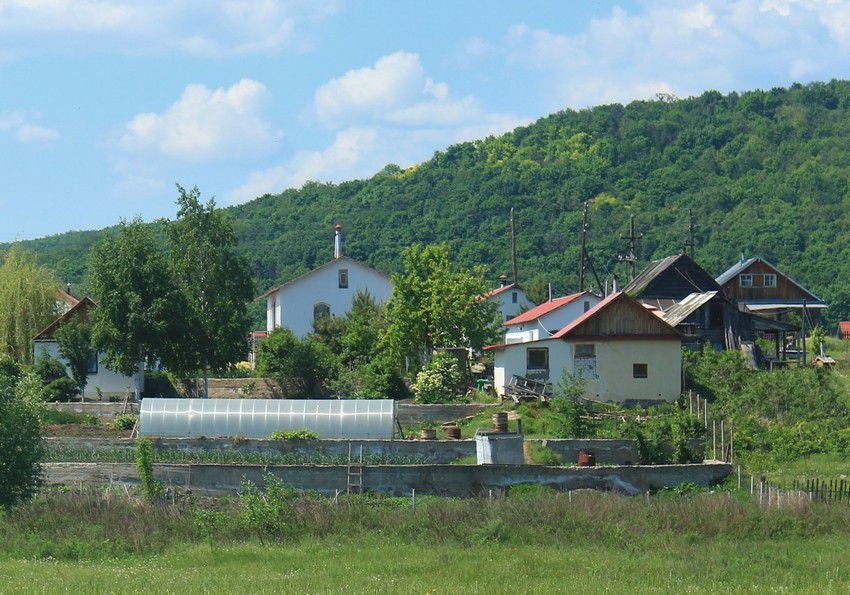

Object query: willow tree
[0,247,59,364]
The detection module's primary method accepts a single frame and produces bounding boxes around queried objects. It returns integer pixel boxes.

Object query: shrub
[42,409,99,426]
[544,371,590,438]
[239,473,299,539]
[412,352,463,403]
[332,355,408,399]
[32,355,78,402]
[135,436,162,502]
[268,429,319,441]
[113,414,138,431]
[0,354,22,387]
[525,443,563,465]
[256,328,338,397]
[0,375,44,507]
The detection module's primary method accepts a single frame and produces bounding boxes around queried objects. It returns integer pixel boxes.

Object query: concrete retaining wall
[45,437,645,465]
[43,462,731,497]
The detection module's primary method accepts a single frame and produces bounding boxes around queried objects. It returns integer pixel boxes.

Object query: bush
[412,352,463,403]
[268,429,318,440]
[32,355,78,402]
[525,443,563,465]
[544,371,590,438]
[113,414,138,431]
[332,355,408,399]
[239,473,299,539]
[0,354,22,387]
[0,375,44,507]
[42,409,99,426]
[256,328,338,397]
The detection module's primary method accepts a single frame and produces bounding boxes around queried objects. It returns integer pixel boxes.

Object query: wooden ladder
[346,442,364,495]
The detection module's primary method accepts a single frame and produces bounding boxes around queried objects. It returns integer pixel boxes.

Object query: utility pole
[579,202,588,292]
[510,207,518,286]
[684,208,696,259]
[618,214,642,281]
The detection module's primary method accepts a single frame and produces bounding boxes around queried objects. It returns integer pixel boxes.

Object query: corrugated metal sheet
[661,291,717,326]
[139,398,396,439]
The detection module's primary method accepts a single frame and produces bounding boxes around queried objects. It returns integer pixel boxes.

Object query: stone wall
[43,462,732,497]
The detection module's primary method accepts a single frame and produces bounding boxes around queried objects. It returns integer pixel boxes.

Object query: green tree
[384,244,500,365]
[54,318,94,398]
[411,351,463,403]
[545,371,590,438]
[256,328,337,397]
[88,218,188,379]
[168,186,255,397]
[339,290,386,365]
[32,355,78,402]
[0,247,59,365]
[0,373,44,507]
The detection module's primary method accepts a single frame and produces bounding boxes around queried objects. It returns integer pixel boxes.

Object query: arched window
[313,302,330,321]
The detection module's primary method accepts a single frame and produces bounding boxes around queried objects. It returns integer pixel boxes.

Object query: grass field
[1,535,848,593]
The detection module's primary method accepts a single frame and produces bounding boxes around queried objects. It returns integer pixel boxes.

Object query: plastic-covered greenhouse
[139,398,396,439]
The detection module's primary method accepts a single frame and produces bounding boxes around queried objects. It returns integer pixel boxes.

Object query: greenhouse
[139,398,396,439]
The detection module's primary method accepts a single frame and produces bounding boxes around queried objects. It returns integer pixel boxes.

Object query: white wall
[493,338,681,403]
[266,258,393,337]
[505,294,601,340]
[33,341,144,400]
[489,287,536,322]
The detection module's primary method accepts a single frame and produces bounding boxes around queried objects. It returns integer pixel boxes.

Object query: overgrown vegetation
[0,368,44,507]
[685,344,850,470]
[267,429,318,441]
[411,351,463,403]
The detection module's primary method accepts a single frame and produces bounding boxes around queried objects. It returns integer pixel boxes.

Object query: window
[526,348,549,370]
[271,298,278,328]
[87,351,98,375]
[583,301,591,312]
[512,291,518,304]
[338,269,349,289]
[633,363,648,379]
[313,302,330,321]
[763,274,777,288]
[739,274,753,287]
[575,344,596,358]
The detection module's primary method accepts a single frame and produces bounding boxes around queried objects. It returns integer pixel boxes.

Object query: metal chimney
[334,224,343,259]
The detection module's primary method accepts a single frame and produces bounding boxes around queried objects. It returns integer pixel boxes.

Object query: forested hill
[7,80,850,324]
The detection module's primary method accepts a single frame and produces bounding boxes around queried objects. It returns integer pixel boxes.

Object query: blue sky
[3,0,850,241]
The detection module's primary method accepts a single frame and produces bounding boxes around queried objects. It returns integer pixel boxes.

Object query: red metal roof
[55,288,79,307]
[839,322,850,337]
[503,292,588,326]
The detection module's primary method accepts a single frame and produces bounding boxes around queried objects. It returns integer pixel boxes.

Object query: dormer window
[739,274,753,287]
[338,269,349,289]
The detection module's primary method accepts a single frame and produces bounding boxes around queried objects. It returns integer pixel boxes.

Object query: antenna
[510,207,518,285]
[684,209,696,259]
[617,214,642,281]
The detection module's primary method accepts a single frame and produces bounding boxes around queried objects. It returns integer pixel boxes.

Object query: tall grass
[2,487,848,562]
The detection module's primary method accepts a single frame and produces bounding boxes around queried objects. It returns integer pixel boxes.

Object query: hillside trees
[0,247,59,364]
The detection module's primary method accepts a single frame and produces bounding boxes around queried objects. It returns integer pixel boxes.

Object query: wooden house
[716,256,827,325]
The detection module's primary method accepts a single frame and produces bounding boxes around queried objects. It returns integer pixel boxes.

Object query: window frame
[575,344,596,358]
[763,273,777,288]
[87,351,98,375]
[633,363,648,379]
[512,291,518,304]
[526,347,549,371]
[739,274,753,288]
[338,268,349,289]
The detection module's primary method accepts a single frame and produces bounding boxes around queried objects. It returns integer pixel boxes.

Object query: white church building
[260,225,394,337]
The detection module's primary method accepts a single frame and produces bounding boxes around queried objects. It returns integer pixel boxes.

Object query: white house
[481,275,537,322]
[486,292,683,404]
[33,297,144,400]
[503,291,602,343]
[259,225,394,337]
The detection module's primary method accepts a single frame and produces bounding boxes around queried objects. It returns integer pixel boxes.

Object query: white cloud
[227,50,529,203]
[121,79,276,162]
[229,127,377,202]
[0,1,340,56]
[314,51,427,124]
[503,0,850,109]
[0,111,59,142]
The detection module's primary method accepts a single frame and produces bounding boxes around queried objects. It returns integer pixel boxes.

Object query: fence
[686,390,734,463]
[732,465,850,506]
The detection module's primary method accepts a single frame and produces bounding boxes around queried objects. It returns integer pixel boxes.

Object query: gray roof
[661,291,718,326]
[622,254,684,296]
[715,256,825,304]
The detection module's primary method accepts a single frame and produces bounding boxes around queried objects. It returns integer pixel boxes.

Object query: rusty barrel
[445,426,461,440]
[419,428,437,441]
[492,412,509,432]
[577,451,596,467]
